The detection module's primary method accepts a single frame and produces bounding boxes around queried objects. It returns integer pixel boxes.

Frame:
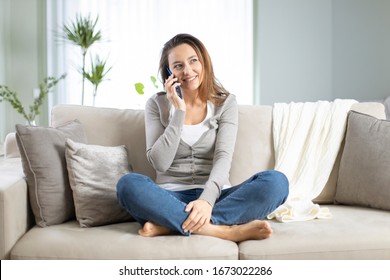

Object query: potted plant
[84,55,112,106]
[61,14,102,105]
[0,74,66,125]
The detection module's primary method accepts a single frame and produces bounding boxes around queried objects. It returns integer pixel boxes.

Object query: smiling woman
[46,0,253,110]
[115,33,289,242]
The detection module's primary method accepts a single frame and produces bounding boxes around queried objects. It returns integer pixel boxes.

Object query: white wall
[255,0,332,104]
[254,0,390,105]
[0,0,46,143]
[333,0,390,101]
[0,0,9,143]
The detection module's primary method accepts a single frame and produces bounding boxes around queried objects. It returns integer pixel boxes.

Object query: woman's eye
[191,58,198,63]
[174,65,183,70]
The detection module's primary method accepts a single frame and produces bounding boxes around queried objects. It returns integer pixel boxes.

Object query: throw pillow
[335,111,390,210]
[15,120,87,227]
[65,139,133,227]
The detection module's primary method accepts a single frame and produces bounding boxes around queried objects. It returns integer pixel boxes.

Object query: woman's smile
[181,75,198,85]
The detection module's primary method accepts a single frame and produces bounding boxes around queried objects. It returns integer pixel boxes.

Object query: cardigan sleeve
[199,95,239,206]
[145,96,186,172]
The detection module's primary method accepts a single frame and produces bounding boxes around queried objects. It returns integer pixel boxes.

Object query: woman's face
[168,43,203,93]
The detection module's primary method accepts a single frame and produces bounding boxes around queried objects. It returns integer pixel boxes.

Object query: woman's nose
[182,64,191,75]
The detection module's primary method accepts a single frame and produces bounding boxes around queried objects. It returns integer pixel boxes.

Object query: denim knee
[249,170,289,204]
[116,173,147,206]
[265,170,289,202]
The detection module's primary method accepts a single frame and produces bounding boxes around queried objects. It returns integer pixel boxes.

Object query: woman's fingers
[164,75,184,110]
[183,212,202,233]
[164,75,179,95]
[182,200,212,233]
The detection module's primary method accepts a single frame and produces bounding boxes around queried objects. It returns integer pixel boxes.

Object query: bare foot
[138,221,172,237]
[229,220,273,242]
[195,220,273,242]
[138,220,273,242]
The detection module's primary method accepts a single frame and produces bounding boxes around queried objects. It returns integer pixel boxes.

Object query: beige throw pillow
[15,120,87,227]
[65,139,133,227]
[335,111,390,210]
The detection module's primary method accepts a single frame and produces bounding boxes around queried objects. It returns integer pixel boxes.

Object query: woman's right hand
[164,75,185,111]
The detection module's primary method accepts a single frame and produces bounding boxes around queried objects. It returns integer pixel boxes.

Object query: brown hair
[159,33,229,105]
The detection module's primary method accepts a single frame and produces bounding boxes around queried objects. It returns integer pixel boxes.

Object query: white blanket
[267,99,357,222]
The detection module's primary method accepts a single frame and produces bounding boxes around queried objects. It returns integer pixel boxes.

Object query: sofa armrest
[4,133,20,159]
[0,159,32,259]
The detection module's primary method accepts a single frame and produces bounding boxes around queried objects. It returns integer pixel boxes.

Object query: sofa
[1,101,389,260]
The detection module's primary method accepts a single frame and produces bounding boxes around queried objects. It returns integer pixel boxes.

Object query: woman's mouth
[182,76,197,83]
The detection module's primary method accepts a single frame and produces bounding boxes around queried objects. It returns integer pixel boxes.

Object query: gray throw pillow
[65,139,133,227]
[335,111,390,210]
[15,120,87,227]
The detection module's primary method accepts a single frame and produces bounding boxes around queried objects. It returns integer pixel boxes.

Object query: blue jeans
[116,170,289,236]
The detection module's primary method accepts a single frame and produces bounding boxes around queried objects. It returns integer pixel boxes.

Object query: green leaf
[61,14,102,105]
[134,83,145,95]
[0,74,66,124]
[62,14,102,50]
[84,55,111,87]
[150,76,159,88]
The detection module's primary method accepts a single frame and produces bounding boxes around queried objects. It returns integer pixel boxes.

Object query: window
[47,0,253,109]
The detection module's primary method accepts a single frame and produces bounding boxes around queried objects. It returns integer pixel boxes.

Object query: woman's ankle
[138,221,172,237]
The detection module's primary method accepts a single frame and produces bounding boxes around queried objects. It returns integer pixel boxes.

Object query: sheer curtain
[46,0,253,110]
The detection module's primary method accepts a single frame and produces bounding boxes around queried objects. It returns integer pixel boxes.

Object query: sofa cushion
[240,205,390,259]
[10,221,239,260]
[334,111,390,210]
[313,102,386,204]
[15,120,87,227]
[65,139,133,227]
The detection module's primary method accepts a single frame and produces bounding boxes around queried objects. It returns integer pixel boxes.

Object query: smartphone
[166,67,182,99]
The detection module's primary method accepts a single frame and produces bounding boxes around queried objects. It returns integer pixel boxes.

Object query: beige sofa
[1,102,390,260]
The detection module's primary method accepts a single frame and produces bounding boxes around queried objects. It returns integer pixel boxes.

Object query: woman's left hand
[182,199,212,233]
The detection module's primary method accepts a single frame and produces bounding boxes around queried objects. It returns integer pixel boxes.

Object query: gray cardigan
[145,93,238,206]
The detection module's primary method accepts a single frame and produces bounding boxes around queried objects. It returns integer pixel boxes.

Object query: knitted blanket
[268,99,357,222]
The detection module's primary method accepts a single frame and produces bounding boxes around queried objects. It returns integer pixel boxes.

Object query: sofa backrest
[51,105,156,180]
[51,102,385,204]
[51,104,275,184]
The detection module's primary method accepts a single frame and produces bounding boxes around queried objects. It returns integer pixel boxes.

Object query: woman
[117,34,288,242]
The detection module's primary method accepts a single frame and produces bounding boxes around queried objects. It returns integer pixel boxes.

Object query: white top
[181,102,214,146]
